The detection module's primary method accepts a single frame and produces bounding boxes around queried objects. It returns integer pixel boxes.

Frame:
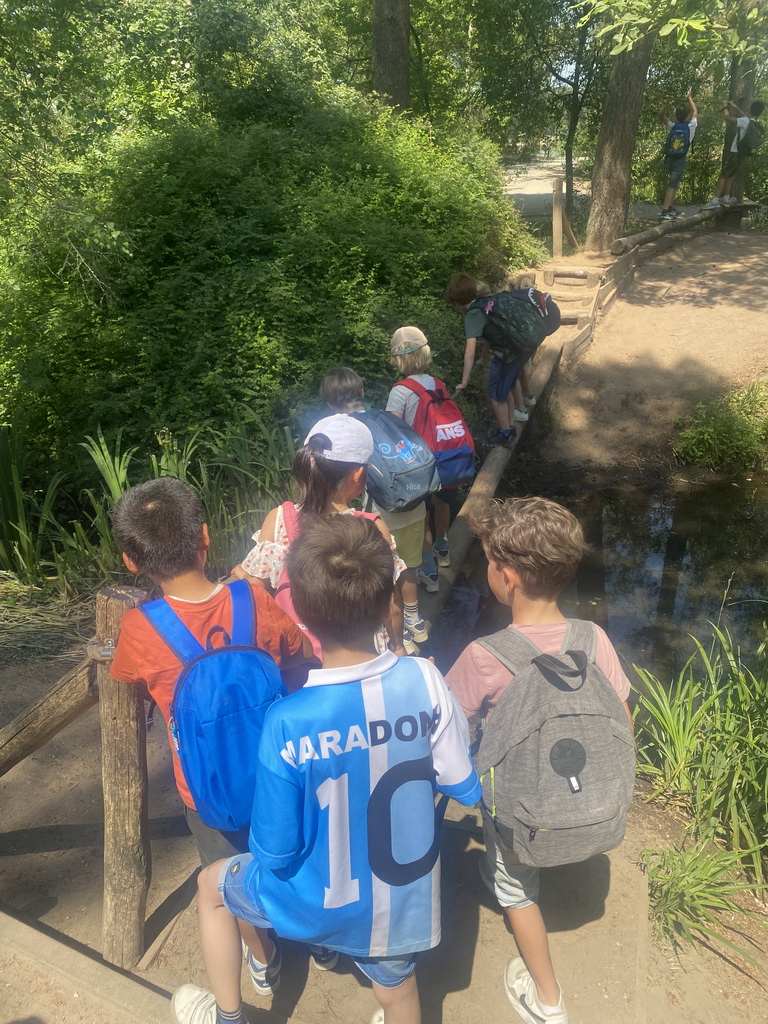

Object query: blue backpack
[664,122,691,158]
[354,408,441,513]
[141,580,285,831]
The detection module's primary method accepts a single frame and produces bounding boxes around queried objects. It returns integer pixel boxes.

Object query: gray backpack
[474,620,635,867]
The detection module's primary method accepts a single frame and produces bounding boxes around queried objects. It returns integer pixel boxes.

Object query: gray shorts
[480,807,539,909]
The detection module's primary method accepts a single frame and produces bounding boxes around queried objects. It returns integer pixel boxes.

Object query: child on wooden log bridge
[170,515,481,1024]
[447,497,633,1024]
[110,477,313,866]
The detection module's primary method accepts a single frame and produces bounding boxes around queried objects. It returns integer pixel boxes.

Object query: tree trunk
[724,53,755,201]
[585,34,653,252]
[372,0,410,110]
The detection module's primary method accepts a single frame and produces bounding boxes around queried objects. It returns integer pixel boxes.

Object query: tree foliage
[0,0,542,480]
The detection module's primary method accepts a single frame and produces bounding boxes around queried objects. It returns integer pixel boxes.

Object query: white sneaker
[370,1010,385,1024]
[433,542,450,567]
[514,408,529,422]
[703,197,721,208]
[416,567,439,592]
[504,957,568,1024]
[247,938,281,996]
[402,633,419,656]
[404,616,429,643]
[523,393,537,407]
[171,985,217,1024]
[721,195,733,206]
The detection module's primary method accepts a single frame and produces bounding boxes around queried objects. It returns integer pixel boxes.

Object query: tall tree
[585,33,653,250]
[372,0,410,108]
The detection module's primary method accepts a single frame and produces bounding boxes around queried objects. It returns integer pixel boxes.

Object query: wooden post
[97,584,150,970]
[0,659,96,778]
[552,178,564,258]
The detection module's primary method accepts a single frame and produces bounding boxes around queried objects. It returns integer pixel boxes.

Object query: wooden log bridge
[0,584,150,970]
[611,202,756,255]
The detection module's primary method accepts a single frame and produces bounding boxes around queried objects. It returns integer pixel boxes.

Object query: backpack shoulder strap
[395,377,426,397]
[226,579,255,647]
[140,598,205,664]
[561,618,598,660]
[474,626,542,676]
[281,500,300,542]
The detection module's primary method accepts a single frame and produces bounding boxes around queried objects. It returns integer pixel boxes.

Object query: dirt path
[539,231,768,482]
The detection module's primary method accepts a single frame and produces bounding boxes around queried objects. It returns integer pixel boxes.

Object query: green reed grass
[642,843,766,968]
[635,626,768,887]
[0,413,297,607]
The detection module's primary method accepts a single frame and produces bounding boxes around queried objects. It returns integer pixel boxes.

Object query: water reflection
[431,480,768,682]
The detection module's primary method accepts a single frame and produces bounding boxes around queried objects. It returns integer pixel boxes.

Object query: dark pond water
[429,477,768,684]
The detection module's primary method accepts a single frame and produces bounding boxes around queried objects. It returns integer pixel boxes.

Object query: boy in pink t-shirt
[447,496,631,1024]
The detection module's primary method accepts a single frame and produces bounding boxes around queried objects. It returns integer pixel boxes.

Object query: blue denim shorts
[218,855,418,988]
[487,354,524,402]
[665,155,687,189]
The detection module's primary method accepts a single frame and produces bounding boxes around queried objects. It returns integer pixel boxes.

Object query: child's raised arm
[687,88,698,119]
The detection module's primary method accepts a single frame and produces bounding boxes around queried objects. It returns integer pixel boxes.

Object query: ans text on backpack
[395,377,475,489]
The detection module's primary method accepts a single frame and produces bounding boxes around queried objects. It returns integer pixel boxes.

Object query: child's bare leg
[432,496,450,539]
[504,903,560,1007]
[520,363,532,398]
[512,379,525,413]
[373,975,421,1024]
[399,568,418,607]
[491,397,511,430]
[197,862,271,1012]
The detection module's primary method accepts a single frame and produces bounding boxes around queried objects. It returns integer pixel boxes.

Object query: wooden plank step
[543,268,601,287]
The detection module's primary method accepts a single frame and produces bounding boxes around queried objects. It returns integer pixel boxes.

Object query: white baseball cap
[304,414,374,464]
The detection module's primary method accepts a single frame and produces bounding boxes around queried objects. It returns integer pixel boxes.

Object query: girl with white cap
[233,414,407,665]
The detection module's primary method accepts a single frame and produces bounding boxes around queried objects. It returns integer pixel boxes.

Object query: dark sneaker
[310,946,340,971]
[482,429,516,449]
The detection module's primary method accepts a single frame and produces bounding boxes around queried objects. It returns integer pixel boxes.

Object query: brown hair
[112,477,204,582]
[320,367,365,413]
[287,515,394,644]
[293,433,364,516]
[445,273,479,307]
[470,497,588,600]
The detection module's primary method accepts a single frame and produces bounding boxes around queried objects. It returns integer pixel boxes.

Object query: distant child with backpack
[171,514,482,1024]
[446,275,559,449]
[447,497,634,1024]
[658,88,698,220]
[389,326,475,576]
[233,413,408,658]
[705,98,765,207]
[110,477,313,866]
[319,366,438,655]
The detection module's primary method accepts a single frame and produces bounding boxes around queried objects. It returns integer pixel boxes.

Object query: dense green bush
[675,383,768,471]
[0,82,542,481]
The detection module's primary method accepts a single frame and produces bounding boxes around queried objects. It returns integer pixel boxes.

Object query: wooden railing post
[97,584,150,970]
[552,177,564,258]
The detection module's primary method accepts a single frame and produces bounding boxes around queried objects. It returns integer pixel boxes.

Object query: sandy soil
[539,231,768,483]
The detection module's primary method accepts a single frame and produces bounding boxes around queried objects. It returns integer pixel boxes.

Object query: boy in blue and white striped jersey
[171,514,481,1024]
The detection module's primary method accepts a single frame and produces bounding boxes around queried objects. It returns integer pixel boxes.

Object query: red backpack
[396,378,476,489]
[274,502,379,664]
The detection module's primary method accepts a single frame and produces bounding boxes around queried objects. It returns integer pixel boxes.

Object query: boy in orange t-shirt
[110,477,312,866]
